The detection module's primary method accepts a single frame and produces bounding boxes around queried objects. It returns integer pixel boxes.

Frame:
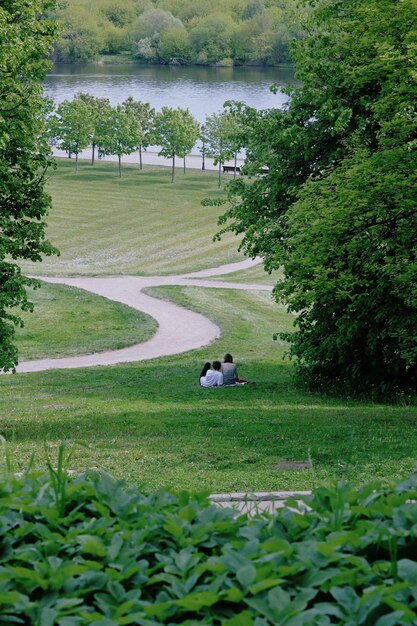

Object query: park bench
[222,165,241,174]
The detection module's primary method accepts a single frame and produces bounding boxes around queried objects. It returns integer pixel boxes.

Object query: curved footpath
[17,259,311,511]
[17,259,271,374]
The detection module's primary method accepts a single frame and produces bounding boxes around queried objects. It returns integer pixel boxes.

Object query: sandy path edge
[16,258,270,373]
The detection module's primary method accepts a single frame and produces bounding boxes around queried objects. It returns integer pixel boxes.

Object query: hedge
[1,463,417,625]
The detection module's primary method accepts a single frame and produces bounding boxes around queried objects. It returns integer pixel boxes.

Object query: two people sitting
[199,353,254,387]
[199,360,223,387]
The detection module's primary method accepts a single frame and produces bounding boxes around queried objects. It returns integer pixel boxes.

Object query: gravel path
[16,259,270,373]
[53,148,244,172]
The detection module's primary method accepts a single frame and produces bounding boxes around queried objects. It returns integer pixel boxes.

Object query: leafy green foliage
[74,93,113,165]
[96,105,142,177]
[2,468,417,624]
[0,0,58,372]
[53,0,301,65]
[154,107,199,182]
[218,0,417,394]
[122,98,155,170]
[55,99,95,173]
[202,111,243,188]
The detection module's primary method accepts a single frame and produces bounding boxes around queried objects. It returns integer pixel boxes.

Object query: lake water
[44,63,295,123]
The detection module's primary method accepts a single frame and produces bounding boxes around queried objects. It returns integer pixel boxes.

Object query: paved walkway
[17,258,270,373]
[210,491,311,515]
[53,148,244,172]
[16,260,310,512]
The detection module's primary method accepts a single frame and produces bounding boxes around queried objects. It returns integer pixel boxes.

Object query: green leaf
[76,535,107,557]
[397,559,417,583]
[330,587,359,613]
[221,587,244,603]
[223,611,254,626]
[249,579,282,595]
[237,564,257,589]
[175,590,219,611]
[374,612,407,626]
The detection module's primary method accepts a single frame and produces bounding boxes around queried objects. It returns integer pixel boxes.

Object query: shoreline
[52,148,245,172]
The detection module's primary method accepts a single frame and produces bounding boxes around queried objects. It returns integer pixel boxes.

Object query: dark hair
[213,361,221,371]
[200,362,211,380]
[224,353,233,363]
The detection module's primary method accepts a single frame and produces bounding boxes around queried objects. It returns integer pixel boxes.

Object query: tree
[188,14,236,64]
[0,0,58,372]
[218,0,417,393]
[159,26,190,64]
[56,99,94,173]
[75,93,112,165]
[55,4,105,63]
[96,104,140,177]
[131,7,185,62]
[201,111,238,187]
[122,97,155,170]
[154,107,199,182]
[176,108,200,174]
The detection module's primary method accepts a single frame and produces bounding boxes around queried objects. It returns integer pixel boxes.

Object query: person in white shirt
[200,361,223,387]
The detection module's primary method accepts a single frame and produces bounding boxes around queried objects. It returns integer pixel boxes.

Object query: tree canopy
[53,0,301,66]
[218,0,417,394]
[0,0,58,372]
[154,107,199,182]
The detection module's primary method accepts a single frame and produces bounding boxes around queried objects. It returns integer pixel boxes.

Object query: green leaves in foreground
[2,471,417,624]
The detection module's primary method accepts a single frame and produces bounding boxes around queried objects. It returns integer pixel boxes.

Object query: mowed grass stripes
[20,159,244,276]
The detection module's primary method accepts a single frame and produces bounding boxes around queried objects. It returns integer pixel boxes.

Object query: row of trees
[53,0,303,65]
[50,94,248,184]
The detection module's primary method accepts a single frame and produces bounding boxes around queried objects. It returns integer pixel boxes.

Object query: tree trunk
[171,153,175,183]
[183,156,186,174]
[139,145,143,170]
[92,142,95,165]
[234,151,237,179]
[118,155,122,178]
[218,160,221,188]
[75,151,78,174]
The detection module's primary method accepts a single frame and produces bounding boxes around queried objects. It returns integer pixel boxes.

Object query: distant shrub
[1,467,417,624]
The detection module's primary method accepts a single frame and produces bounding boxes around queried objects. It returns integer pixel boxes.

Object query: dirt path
[16,259,271,373]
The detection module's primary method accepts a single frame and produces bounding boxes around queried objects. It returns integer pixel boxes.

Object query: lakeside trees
[51,96,230,183]
[122,98,155,170]
[154,107,199,182]
[55,99,94,173]
[53,0,302,66]
[0,0,58,372]
[202,112,240,188]
[218,0,417,394]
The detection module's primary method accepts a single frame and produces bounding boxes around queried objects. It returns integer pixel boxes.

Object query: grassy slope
[210,264,282,285]
[15,282,157,360]
[2,286,417,492]
[20,159,244,277]
[3,158,417,492]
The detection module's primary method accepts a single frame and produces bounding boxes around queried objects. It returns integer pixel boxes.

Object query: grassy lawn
[15,282,156,360]
[210,263,282,285]
[19,159,244,277]
[2,286,417,492]
[2,158,417,493]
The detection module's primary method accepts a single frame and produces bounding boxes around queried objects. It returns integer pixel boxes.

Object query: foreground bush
[1,468,417,625]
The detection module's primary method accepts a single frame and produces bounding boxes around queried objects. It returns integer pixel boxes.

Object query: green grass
[15,282,157,359]
[3,158,417,493]
[2,286,417,492]
[210,263,282,285]
[19,159,244,277]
